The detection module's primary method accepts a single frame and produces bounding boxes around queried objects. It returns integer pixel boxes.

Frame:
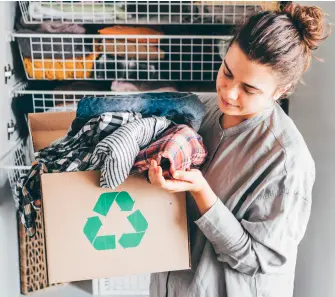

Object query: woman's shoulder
[249,104,315,201]
[197,93,221,131]
[264,103,315,174]
[197,93,219,115]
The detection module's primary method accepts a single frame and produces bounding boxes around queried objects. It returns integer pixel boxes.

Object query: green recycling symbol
[83,191,148,250]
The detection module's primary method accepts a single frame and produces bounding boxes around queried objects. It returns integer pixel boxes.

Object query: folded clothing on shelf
[28,1,130,21]
[23,53,98,80]
[182,1,263,24]
[97,26,165,61]
[111,80,178,92]
[16,16,86,33]
[44,82,104,112]
[98,26,163,44]
[16,16,90,59]
[18,35,93,59]
[96,39,165,60]
[94,54,158,80]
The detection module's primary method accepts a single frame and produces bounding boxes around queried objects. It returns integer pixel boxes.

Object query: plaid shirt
[88,116,171,190]
[132,125,208,178]
[14,112,141,237]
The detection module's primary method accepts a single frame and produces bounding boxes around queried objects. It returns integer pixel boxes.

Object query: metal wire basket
[13,33,231,81]
[19,1,278,25]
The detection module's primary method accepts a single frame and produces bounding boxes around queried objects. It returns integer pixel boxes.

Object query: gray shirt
[150,95,315,297]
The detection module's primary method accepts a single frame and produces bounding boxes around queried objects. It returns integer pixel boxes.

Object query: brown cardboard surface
[28,111,190,283]
[32,131,68,151]
[29,112,76,151]
[29,111,76,131]
[41,171,190,284]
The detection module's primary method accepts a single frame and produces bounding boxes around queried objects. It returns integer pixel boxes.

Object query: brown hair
[231,3,331,93]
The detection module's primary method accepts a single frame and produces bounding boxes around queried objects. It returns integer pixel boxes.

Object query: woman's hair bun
[281,3,331,51]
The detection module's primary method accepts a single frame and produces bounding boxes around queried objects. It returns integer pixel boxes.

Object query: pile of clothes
[14,92,208,237]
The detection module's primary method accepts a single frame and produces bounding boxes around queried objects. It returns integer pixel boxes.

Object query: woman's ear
[273,85,291,101]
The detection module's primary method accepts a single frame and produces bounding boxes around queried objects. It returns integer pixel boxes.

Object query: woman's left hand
[148,160,208,194]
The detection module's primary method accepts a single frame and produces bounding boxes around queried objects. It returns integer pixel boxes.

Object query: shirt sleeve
[195,178,313,276]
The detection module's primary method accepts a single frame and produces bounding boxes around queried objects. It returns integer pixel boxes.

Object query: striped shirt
[89,117,171,189]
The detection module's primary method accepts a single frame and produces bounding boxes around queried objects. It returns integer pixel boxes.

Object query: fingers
[151,159,158,170]
[162,179,193,193]
[172,169,200,183]
[148,161,191,193]
[148,160,165,186]
[148,162,203,193]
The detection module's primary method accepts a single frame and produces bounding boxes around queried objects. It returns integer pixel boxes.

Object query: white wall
[292,2,335,297]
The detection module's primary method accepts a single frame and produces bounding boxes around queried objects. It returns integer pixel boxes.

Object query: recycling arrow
[83,191,148,250]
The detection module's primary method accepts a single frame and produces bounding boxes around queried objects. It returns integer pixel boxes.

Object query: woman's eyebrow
[223,60,233,76]
[244,83,261,92]
[224,59,262,92]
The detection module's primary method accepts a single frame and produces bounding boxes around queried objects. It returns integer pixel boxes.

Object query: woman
[148,3,330,297]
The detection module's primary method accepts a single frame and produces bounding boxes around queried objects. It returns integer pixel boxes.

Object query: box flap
[28,112,76,151]
[41,171,190,284]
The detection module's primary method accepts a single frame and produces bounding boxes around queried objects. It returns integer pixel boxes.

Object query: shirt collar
[215,105,275,137]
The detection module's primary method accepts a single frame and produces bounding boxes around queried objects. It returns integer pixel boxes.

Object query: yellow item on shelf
[23,54,98,80]
[98,26,163,44]
[95,40,165,60]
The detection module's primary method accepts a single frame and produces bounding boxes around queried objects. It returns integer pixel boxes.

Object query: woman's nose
[220,83,239,101]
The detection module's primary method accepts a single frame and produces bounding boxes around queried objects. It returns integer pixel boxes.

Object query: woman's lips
[221,96,239,108]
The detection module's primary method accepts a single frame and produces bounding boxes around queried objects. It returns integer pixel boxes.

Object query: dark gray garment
[150,94,315,297]
[17,31,91,59]
[16,17,90,59]
[94,54,159,80]
[16,16,86,33]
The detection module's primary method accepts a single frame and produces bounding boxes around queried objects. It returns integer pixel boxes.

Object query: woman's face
[216,42,283,118]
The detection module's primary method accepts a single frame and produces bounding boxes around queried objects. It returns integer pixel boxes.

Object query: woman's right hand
[148,160,208,194]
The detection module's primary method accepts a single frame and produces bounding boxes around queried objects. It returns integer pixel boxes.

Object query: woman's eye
[223,69,232,78]
[244,88,256,95]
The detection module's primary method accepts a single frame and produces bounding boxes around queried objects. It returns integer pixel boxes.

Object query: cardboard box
[28,112,191,284]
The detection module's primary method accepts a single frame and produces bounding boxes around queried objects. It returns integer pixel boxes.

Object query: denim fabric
[76,92,205,132]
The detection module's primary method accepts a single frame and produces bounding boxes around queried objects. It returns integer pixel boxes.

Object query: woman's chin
[218,99,241,115]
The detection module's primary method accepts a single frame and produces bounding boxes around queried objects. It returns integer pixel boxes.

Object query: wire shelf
[19,1,278,25]
[2,140,32,191]
[14,33,230,81]
[14,89,216,113]
[93,274,150,295]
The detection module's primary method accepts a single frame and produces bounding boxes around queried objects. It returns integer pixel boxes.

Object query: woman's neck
[221,101,276,130]
[221,112,258,129]
[221,114,241,129]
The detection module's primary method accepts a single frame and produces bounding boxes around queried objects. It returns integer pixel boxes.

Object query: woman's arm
[193,192,311,276]
[148,160,313,276]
